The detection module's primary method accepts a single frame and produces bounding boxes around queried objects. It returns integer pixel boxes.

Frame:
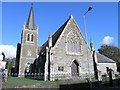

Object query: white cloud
[102,36,114,45]
[0,45,16,59]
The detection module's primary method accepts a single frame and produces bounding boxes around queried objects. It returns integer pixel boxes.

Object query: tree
[3,58,16,76]
[98,45,120,72]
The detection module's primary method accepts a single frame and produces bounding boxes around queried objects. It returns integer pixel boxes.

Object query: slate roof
[38,46,42,54]
[97,53,115,63]
[39,16,71,54]
[52,18,69,46]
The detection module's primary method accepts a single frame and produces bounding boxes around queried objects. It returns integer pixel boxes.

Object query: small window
[27,34,30,41]
[31,34,34,42]
[58,66,64,71]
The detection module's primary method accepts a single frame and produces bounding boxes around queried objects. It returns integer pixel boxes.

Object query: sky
[0,2,118,58]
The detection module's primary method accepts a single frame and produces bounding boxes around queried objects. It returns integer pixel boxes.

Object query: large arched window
[31,34,34,42]
[66,31,81,54]
[27,34,30,41]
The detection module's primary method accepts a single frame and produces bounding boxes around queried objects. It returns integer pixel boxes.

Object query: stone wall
[50,16,94,80]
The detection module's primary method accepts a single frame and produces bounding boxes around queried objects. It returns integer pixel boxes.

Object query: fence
[101,72,120,87]
[10,72,95,81]
[1,72,120,89]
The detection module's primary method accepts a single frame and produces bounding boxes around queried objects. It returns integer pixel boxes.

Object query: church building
[15,4,117,81]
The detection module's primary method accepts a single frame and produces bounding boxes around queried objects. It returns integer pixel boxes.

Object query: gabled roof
[39,16,71,54]
[52,17,70,46]
[97,53,115,63]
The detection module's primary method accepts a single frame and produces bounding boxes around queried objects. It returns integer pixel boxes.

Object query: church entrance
[71,60,79,76]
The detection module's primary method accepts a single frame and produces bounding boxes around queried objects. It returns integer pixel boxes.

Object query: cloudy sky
[1,2,118,58]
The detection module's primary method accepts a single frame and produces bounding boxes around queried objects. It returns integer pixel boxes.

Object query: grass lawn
[5,76,54,86]
[101,76,110,84]
[4,76,73,86]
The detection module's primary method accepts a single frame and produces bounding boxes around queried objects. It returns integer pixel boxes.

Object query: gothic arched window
[66,31,82,54]
[27,34,30,41]
[31,34,34,42]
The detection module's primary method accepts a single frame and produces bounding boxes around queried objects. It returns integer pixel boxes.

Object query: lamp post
[83,6,92,88]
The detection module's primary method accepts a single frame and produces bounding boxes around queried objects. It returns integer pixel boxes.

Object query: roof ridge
[52,17,70,46]
[39,16,72,53]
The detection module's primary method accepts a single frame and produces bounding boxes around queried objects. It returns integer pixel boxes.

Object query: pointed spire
[48,32,52,48]
[90,38,94,51]
[90,38,93,44]
[26,3,34,29]
[49,32,51,38]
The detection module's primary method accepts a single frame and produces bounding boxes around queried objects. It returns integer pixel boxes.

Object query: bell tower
[18,4,38,77]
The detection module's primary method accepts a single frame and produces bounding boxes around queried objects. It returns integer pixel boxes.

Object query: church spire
[26,3,34,29]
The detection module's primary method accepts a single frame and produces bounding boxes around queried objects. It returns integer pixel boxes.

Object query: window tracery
[66,30,82,54]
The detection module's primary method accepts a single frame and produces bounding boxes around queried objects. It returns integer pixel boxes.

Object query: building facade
[36,15,95,81]
[15,4,117,81]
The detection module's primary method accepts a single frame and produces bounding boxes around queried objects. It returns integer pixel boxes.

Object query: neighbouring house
[93,51,117,80]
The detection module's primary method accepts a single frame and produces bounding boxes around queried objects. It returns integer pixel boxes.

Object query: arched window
[25,62,31,73]
[66,31,81,54]
[27,34,30,41]
[31,34,34,42]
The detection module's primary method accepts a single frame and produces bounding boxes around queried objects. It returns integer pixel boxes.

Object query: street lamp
[83,6,92,88]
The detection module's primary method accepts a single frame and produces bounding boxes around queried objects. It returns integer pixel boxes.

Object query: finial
[31,2,33,7]
[49,32,51,37]
[90,38,93,44]
[69,15,73,19]
[90,38,94,51]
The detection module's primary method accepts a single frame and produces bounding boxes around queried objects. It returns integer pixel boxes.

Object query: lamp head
[88,6,92,11]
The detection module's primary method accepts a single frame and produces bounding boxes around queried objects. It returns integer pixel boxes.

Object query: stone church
[15,4,117,81]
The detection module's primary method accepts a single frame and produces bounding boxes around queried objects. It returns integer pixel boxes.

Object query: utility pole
[83,6,92,89]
